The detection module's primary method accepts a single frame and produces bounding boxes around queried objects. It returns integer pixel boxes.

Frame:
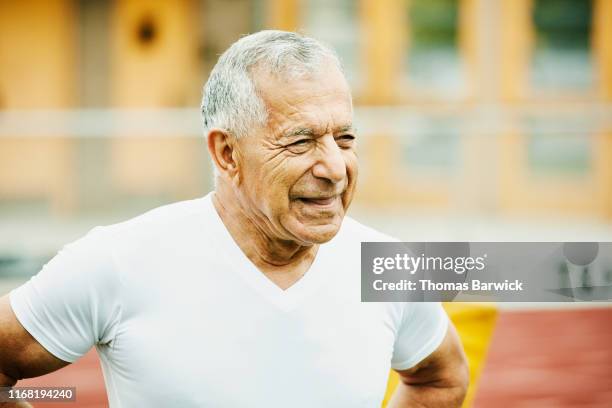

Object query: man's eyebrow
[283,124,355,139]
[335,124,355,133]
[284,127,317,138]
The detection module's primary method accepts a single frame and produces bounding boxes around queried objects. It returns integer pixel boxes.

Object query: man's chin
[290,222,342,245]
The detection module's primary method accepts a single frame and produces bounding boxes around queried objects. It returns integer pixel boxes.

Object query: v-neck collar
[203,192,328,312]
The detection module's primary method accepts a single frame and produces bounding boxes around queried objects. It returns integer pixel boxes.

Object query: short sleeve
[391,302,449,370]
[9,228,122,363]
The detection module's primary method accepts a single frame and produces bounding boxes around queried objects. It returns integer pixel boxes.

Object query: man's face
[233,63,357,245]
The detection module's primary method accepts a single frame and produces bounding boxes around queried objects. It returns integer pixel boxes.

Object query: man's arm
[387,322,469,408]
[0,295,69,408]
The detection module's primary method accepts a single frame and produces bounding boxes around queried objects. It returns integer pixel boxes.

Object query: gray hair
[200,30,344,139]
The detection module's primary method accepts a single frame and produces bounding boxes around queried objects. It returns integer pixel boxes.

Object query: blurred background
[1,0,611,407]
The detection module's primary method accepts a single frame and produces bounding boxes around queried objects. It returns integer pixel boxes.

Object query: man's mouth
[297,196,338,206]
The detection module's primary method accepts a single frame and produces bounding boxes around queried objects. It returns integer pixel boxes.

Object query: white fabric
[10,193,448,407]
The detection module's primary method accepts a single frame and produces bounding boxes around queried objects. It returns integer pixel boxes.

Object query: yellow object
[381,303,499,407]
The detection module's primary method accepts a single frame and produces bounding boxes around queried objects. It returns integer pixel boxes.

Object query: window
[405,0,465,97]
[402,118,461,174]
[527,118,592,177]
[531,0,593,92]
[301,0,361,90]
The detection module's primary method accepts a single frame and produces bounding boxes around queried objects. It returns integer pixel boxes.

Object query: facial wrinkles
[268,77,350,121]
[256,133,346,237]
[252,67,353,235]
[226,188,310,261]
[303,107,351,184]
[293,143,348,198]
[236,143,299,241]
[236,175,295,243]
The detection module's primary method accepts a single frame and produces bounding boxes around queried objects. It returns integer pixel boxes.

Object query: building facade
[1,0,611,219]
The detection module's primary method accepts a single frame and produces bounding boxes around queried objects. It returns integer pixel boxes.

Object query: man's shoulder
[92,194,213,245]
[336,216,399,243]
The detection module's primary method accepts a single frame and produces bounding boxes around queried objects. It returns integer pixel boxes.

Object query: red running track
[474,308,612,408]
[19,349,106,408]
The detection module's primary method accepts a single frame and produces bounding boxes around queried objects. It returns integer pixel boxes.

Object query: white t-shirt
[10,193,448,407]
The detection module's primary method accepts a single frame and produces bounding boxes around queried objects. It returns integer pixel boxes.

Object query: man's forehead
[252,60,351,102]
[250,62,353,137]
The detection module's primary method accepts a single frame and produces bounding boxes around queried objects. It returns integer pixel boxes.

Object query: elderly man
[0,31,467,407]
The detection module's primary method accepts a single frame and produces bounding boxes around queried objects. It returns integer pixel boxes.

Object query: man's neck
[211,184,318,289]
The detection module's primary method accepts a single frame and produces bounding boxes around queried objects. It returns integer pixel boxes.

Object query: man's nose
[312,135,346,183]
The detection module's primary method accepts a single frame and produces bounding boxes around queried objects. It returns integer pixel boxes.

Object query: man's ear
[207,129,239,180]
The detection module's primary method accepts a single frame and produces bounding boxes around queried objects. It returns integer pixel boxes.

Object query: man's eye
[290,139,310,146]
[286,139,312,153]
[336,135,355,147]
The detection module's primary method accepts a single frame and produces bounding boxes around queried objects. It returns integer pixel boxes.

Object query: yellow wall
[0,0,75,108]
[266,0,299,31]
[360,0,404,105]
[109,0,201,198]
[351,0,612,219]
[0,0,76,212]
[1,0,610,218]
[594,0,612,101]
